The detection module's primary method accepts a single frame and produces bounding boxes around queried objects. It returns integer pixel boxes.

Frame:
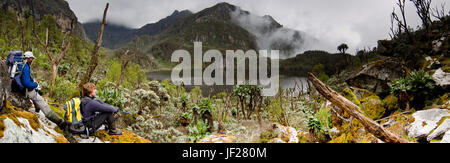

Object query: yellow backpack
[63,98,83,124]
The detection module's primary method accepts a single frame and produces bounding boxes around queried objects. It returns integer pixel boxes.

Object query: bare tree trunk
[307,73,409,143]
[116,50,132,88]
[79,3,109,90]
[392,0,413,42]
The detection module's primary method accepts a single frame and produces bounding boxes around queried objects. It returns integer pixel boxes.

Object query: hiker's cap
[24,51,35,59]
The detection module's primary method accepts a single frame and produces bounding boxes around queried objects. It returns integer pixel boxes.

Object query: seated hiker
[15,51,66,129]
[81,83,122,135]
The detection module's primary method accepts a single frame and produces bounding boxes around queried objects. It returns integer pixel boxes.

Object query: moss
[342,88,362,108]
[54,135,69,143]
[49,104,64,118]
[0,116,5,139]
[94,130,151,143]
[442,66,450,73]
[437,116,450,126]
[329,133,353,143]
[429,116,450,135]
[384,95,400,113]
[2,100,42,132]
[360,95,385,120]
[53,126,64,135]
[258,129,278,143]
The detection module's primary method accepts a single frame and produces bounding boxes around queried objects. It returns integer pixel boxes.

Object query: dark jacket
[21,63,38,90]
[81,96,118,122]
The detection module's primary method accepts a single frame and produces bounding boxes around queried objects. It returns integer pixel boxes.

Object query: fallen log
[307,73,409,143]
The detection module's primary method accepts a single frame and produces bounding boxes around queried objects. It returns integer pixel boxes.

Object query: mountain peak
[170,9,192,17]
[214,2,236,8]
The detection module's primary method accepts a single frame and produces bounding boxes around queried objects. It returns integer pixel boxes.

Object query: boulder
[346,58,407,96]
[407,108,450,142]
[198,134,236,143]
[425,56,441,70]
[427,119,450,141]
[0,109,68,143]
[432,68,450,90]
[0,60,32,111]
[1,60,10,110]
[432,36,446,53]
[342,87,385,120]
[360,94,385,120]
[441,130,450,143]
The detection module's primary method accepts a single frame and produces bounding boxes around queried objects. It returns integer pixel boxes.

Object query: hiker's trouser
[26,89,52,116]
[26,89,62,124]
[85,112,116,132]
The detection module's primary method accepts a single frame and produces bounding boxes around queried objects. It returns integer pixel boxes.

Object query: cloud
[67,0,450,54]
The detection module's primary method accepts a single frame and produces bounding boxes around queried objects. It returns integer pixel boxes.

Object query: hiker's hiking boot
[108,129,122,135]
[47,112,67,129]
[107,122,122,135]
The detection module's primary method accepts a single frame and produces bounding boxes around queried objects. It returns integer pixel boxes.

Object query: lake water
[147,70,309,96]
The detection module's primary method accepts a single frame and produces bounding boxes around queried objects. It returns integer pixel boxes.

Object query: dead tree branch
[79,3,109,90]
[307,73,409,143]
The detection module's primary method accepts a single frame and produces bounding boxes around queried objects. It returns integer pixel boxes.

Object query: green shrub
[190,86,203,102]
[197,98,214,116]
[188,119,210,142]
[315,107,332,132]
[307,117,323,132]
[390,70,439,109]
[232,84,262,119]
[50,76,77,102]
[97,88,127,109]
[175,112,192,126]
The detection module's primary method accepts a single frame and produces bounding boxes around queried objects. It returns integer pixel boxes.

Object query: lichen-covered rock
[360,95,385,120]
[198,134,236,143]
[432,68,450,90]
[407,108,450,142]
[0,61,32,111]
[427,118,450,141]
[441,130,450,143]
[432,36,446,52]
[0,108,68,143]
[346,58,407,96]
[342,87,362,108]
[341,87,384,120]
[0,60,8,111]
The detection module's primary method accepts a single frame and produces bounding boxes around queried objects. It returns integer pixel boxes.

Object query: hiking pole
[118,109,131,115]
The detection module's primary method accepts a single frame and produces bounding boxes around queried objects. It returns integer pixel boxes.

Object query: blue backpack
[6,50,27,91]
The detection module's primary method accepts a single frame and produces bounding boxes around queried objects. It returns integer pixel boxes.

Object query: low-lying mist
[230,7,326,59]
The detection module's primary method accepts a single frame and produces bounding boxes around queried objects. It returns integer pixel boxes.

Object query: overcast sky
[66,0,449,54]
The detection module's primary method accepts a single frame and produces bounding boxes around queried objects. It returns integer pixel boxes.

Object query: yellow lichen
[94,130,151,143]
[0,100,45,139]
[0,116,5,139]
[54,135,69,143]
[12,109,42,131]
